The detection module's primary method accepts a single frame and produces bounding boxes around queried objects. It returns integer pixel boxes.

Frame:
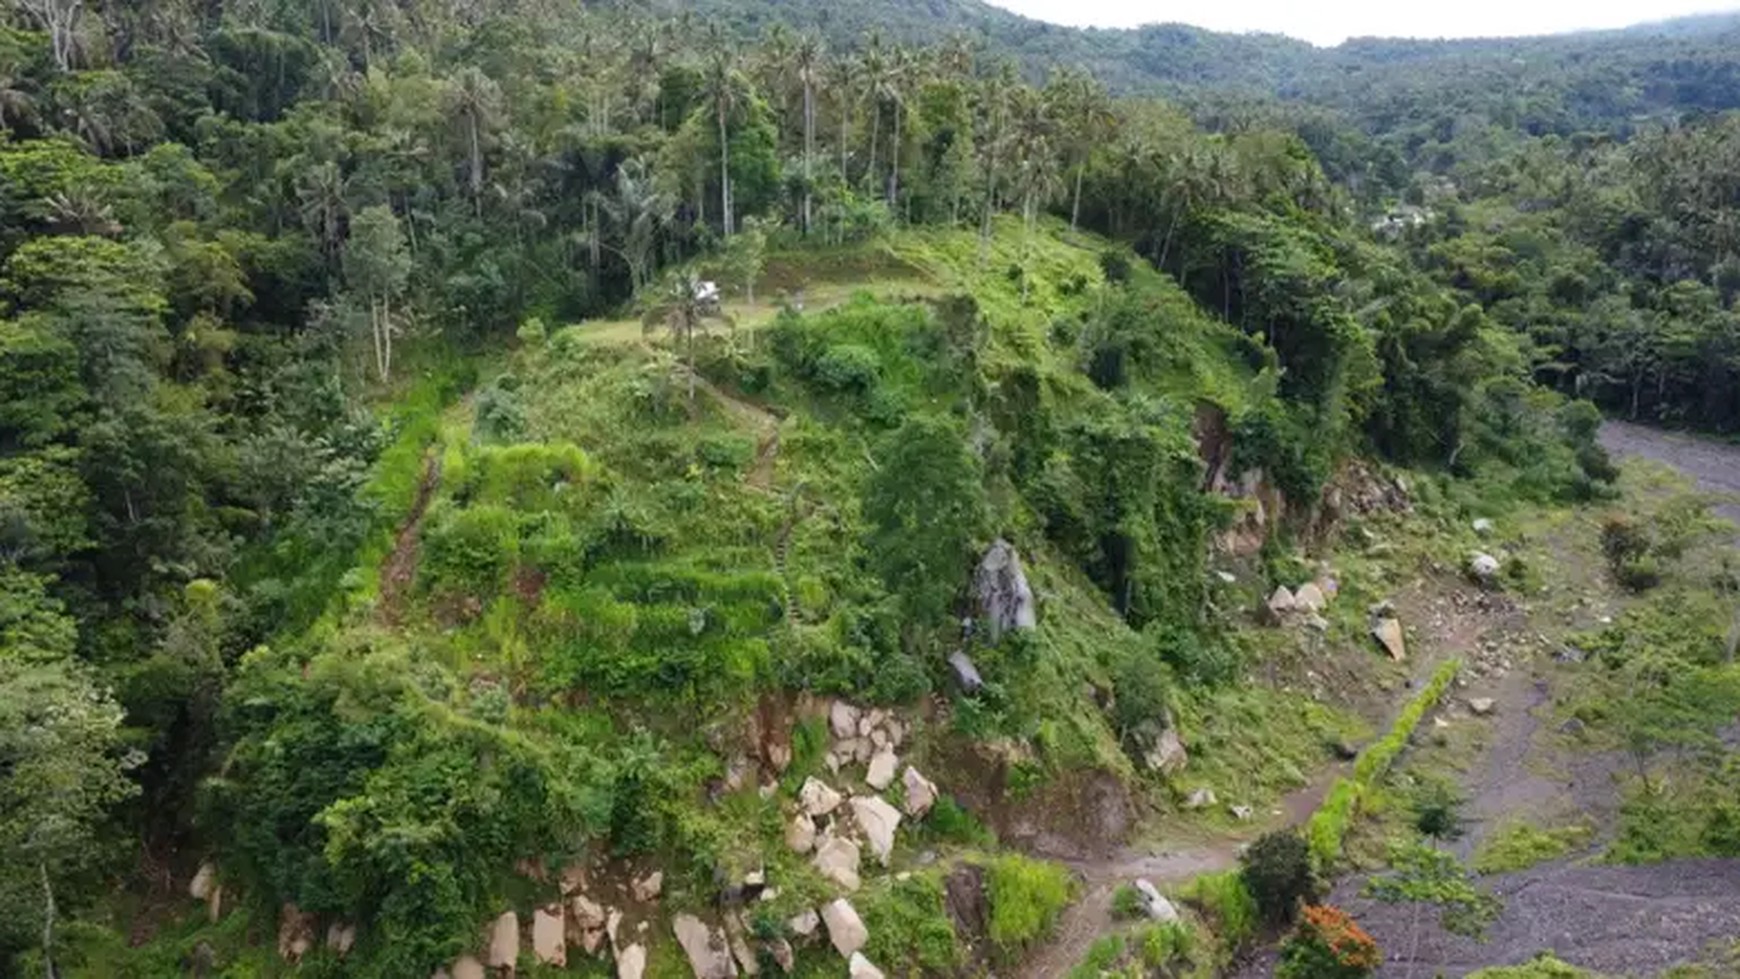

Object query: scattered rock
[1468,697,1496,716]
[616,943,647,979]
[1473,517,1495,536]
[723,914,760,977]
[799,777,844,817]
[486,911,519,969]
[1294,582,1326,613]
[325,922,356,957]
[948,651,985,693]
[1434,716,1451,730]
[1470,552,1501,581]
[786,812,817,853]
[1330,739,1359,761]
[189,862,216,901]
[830,701,861,740]
[530,905,566,967]
[766,937,795,972]
[574,894,607,930]
[1134,879,1181,923]
[850,795,902,865]
[1267,585,1297,618]
[1372,616,1406,661]
[848,952,887,979]
[1304,613,1330,632]
[884,719,905,748]
[560,863,588,895]
[813,835,863,891]
[632,870,664,903]
[865,748,898,790]
[450,955,486,979]
[824,752,842,774]
[276,904,315,963]
[1316,574,1340,599]
[1144,727,1188,775]
[975,539,1038,639]
[1230,804,1254,821]
[788,910,821,937]
[1184,787,1217,810]
[672,913,736,978]
[821,899,868,958]
[901,766,938,818]
[1215,570,1238,584]
[1559,717,1586,737]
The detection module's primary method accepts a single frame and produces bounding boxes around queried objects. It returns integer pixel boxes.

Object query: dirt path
[378,450,443,625]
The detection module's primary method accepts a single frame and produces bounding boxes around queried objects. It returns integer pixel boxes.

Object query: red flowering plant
[1276,904,1381,979]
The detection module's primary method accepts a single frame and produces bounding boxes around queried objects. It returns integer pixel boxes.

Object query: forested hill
[621,0,1740,132]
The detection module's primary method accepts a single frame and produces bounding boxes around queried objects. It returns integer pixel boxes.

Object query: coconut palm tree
[701,25,745,237]
[792,33,825,234]
[444,66,505,215]
[642,272,735,402]
[592,157,674,296]
[1046,66,1114,230]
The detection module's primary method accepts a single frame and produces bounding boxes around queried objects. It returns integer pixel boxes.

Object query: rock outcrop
[786,811,817,853]
[974,539,1037,639]
[1371,613,1406,661]
[486,911,519,969]
[533,905,565,967]
[848,952,887,979]
[864,748,898,790]
[821,899,868,958]
[901,766,937,817]
[672,913,737,978]
[812,835,862,891]
[850,795,902,865]
[799,777,844,817]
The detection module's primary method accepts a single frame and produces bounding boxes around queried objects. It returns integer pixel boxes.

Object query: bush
[420,504,520,598]
[811,343,881,394]
[1240,829,1317,925]
[983,854,1074,951]
[1111,883,1147,920]
[1276,905,1380,979]
[1178,870,1258,949]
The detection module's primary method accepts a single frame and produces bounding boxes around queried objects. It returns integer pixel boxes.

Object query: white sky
[982,0,1740,46]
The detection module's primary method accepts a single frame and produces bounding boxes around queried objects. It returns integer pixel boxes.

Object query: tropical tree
[792,33,825,234]
[593,157,673,296]
[642,272,733,400]
[701,32,745,237]
[1046,66,1113,230]
[342,205,411,382]
[444,66,505,215]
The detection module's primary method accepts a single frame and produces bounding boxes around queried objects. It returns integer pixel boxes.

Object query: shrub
[983,854,1074,951]
[1240,829,1317,925]
[1473,820,1592,875]
[859,873,962,973]
[1178,870,1258,949]
[420,504,520,598]
[1111,883,1147,920]
[811,342,881,394]
[1276,905,1380,979]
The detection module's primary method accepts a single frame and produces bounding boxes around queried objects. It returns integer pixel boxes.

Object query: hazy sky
[982,0,1740,46]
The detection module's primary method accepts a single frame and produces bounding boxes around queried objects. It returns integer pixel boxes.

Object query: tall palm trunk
[802,82,815,235]
[1071,161,1084,230]
[467,116,483,217]
[717,102,733,237]
[888,100,902,209]
[867,102,880,194]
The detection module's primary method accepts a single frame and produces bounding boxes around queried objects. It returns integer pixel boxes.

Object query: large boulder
[901,766,938,818]
[787,910,821,937]
[1294,582,1327,613]
[450,956,486,979]
[849,952,887,979]
[672,913,737,978]
[1470,552,1501,582]
[830,701,861,740]
[865,748,899,791]
[189,862,216,901]
[1267,585,1297,618]
[850,795,902,866]
[821,899,868,958]
[975,539,1038,639]
[276,904,315,963]
[631,870,663,902]
[1371,616,1406,661]
[786,812,817,853]
[325,922,356,957]
[1144,727,1188,776]
[723,913,760,977]
[616,943,647,979]
[812,835,862,891]
[533,905,566,967]
[486,911,519,969]
[1134,879,1180,923]
[947,651,985,693]
[799,777,844,817]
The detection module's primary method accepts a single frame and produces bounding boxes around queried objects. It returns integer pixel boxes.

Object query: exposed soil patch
[378,450,443,625]
[1600,420,1740,523]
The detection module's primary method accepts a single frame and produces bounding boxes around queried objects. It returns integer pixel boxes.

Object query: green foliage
[1177,870,1259,950]
[983,853,1074,952]
[1307,659,1461,868]
[1467,955,1599,979]
[862,413,989,628]
[1240,829,1318,925]
[858,873,962,974]
[1111,883,1148,920]
[1276,905,1381,979]
[1473,820,1593,874]
[1367,838,1503,938]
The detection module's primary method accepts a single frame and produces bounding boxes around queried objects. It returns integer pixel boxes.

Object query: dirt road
[1600,420,1740,522]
